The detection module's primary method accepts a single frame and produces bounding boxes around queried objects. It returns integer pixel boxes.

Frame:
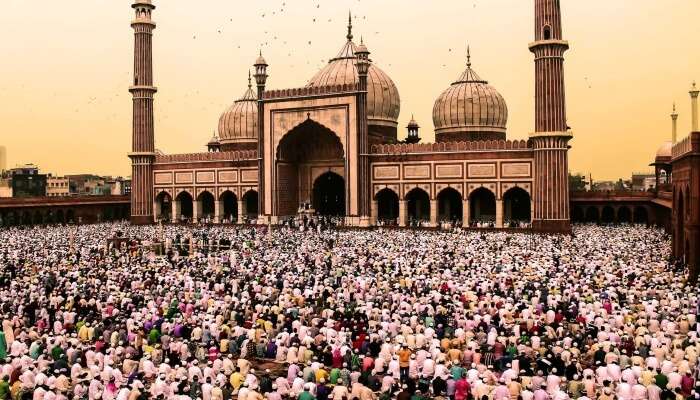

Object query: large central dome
[306,17,400,130]
[432,51,508,142]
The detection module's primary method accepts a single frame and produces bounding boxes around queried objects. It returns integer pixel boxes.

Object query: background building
[46,174,70,197]
[631,172,656,191]
[0,146,6,173]
[107,177,132,196]
[132,0,573,232]
[0,175,11,198]
[10,165,47,198]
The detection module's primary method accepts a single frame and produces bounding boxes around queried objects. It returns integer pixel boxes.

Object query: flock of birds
[3,0,598,160]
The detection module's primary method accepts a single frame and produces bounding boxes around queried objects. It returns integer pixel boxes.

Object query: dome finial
[347,11,353,41]
[466,45,471,68]
[248,70,252,88]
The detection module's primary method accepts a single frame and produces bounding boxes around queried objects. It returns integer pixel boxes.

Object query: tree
[569,173,587,191]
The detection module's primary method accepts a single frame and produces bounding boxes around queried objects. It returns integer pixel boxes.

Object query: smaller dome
[255,51,267,66]
[407,115,419,129]
[655,141,672,162]
[306,17,400,129]
[218,73,258,148]
[207,133,220,146]
[432,50,508,142]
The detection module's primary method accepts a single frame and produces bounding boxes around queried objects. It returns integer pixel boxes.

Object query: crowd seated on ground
[0,223,696,399]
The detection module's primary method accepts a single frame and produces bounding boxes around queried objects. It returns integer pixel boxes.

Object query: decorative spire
[347,11,353,41]
[248,70,252,88]
[466,45,471,68]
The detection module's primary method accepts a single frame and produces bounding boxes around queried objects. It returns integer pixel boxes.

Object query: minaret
[529,0,571,233]
[355,36,371,225]
[129,0,157,224]
[406,115,420,144]
[671,103,679,143]
[690,82,699,132]
[253,52,268,221]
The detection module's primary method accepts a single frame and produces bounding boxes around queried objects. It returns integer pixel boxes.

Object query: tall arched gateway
[275,119,345,217]
[313,172,345,216]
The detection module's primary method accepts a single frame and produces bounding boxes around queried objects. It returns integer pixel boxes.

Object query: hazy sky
[1,0,699,180]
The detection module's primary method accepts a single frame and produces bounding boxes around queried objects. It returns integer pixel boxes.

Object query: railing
[0,195,130,208]
[263,83,360,100]
[657,191,672,201]
[570,191,654,200]
[155,150,257,163]
[672,135,692,159]
[371,139,531,155]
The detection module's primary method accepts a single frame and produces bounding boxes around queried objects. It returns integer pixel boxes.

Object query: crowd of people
[0,222,696,399]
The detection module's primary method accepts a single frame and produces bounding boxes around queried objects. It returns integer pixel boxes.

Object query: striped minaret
[529,0,572,233]
[129,0,157,224]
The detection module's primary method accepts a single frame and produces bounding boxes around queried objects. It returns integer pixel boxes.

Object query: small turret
[405,115,421,144]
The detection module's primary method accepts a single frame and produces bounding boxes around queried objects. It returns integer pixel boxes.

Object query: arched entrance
[585,207,599,223]
[438,188,462,222]
[220,191,238,222]
[66,210,75,224]
[176,191,193,222]
[156,192,172,222]
[617,206,631,223]
[469,187,496,225]
[56,210,65,224]
[275,119,345,217]
[572,206,584,222]
[197,191,216,222]
[312,172,345,216]
[406,188,430,224]
[375,188,399,224]
[503,187,531,226]
[243,190,258,219]
[677,189,685,261]
[601,206,615,224]
[633,206,648,225]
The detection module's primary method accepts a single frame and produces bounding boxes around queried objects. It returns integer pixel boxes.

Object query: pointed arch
[405,187,430,223]
[375,188,399,224]
[469,187,496,224]
[437,187,463,222]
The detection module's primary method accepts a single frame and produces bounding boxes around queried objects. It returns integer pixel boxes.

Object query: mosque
[129,0,573,233]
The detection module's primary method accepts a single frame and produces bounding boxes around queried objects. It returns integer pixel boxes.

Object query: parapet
[263,83,360,100]
[154,150,257,163]
[672,135,693,160]
[370,139,531,155]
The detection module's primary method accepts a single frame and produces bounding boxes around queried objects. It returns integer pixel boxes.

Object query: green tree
[569,173,587,191]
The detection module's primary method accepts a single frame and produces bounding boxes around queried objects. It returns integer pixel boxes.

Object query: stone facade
[131,0,573,233]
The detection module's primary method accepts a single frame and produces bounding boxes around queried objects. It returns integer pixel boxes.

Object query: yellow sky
[1,0,699,180]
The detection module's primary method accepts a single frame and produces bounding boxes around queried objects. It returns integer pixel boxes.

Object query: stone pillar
[529,0,572,233]
[237,200,244,223]
[254,53,268,218]
[671,103,679,144]
[171,200,179,224]
[691,83,699,132]
[193,200,201,223]
[128,0,157,225]
[399,200,407,227]
[462,199,470,227]
[153,199,161,223]
[371,200,378,226]
[430,200,438,227]
[496,199,504,228]
[214,200,222,223]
